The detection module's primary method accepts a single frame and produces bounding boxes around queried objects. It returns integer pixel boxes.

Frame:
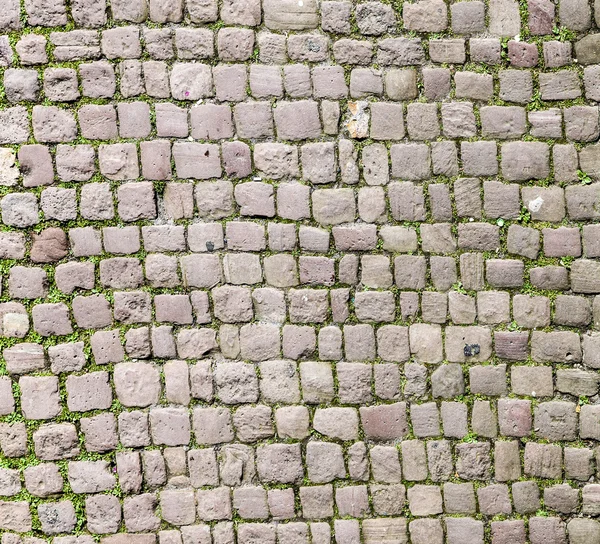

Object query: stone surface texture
[0,0,598,542]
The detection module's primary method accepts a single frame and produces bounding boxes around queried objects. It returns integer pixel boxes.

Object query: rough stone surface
[0,3,595,540]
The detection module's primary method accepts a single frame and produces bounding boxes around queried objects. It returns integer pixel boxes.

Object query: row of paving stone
[1,28,596,69]
[4,25,600,72]
[0,33,598,74]
[7,0,600,38]
[7,283,600,335]
[6,235,600,287]
[1,308,600,368]
[3,226,600,274]
[4,411,600,488]
[2,140,599,191]
[2,23,594,65]
[6,240,600,302]
[6,386,600,446]
[4,166,600,219]
[3,518,600,544]
[1,328,600,399]
[4,286,600,363]
[3,438,600,539]
[5,270,600,331]
[7,98,600,146]
[4,137,599,188]
[5,356,600,437]
[9,447,600,510]
[7,96,600,144]
[1,322,600,380]
[1,514,600,544]
[3,0,599,35]
[3,382,600,465]
[4,185,600,241]
[5,212,600,251]
[4,52,600,104]
[4,212,600,256]
[5,452,600,524]
[5,187,600,241]
[6,242,600,290]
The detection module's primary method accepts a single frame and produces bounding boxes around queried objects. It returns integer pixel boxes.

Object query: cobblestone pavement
[2,0,600,543]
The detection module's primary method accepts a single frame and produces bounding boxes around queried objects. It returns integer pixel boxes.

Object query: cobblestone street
[1,0,600,542]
